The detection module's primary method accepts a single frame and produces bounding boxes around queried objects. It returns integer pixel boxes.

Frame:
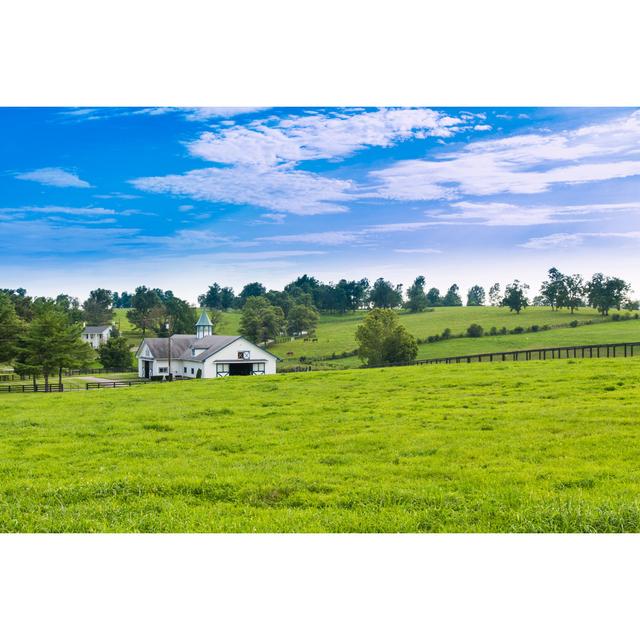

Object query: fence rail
[0,383,64,393]
[364,341,640,369]
[85,380,156,390]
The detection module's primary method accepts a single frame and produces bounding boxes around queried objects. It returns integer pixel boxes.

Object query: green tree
[98,335,133,369]
[287,304,320,336]
[488,283,501,306]
[82,288,114,325]
[238,282,267,306]
[0,292,22,364]
[539,268,566,310]
[368,278,403,309]
[355,308,418,366]
[239,296,285,343]
[586,273,631,315]
[426,287,441,306]
[17,307,93,388]
[466,285,486,306]
[442,284,463,306]
[563,274,585,314]
[127,286,163,336]
[405,276,428,312]
[501,280,529,314]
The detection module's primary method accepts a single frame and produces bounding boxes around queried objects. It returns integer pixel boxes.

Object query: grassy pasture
[1,357,639,532]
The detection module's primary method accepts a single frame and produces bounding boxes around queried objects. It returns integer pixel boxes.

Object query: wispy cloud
[520,231,640,249]
[131,166,356,215]
[0,205,117,216]
[261,220,444,246]
[15,167,91,188]
[132,108,477,214]
[394,248,442,254]
[427,201,640,226]
[370,109,640,200]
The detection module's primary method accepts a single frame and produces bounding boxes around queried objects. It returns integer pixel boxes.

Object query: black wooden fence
[0,383,64,393]
[364,341,640,369]
[85,379,156,390]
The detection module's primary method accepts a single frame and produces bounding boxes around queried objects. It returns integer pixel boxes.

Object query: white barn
[82,325,112,349]
[135,311,279,379]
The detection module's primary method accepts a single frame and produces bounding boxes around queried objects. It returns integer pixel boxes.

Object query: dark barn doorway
[144,360,150,378]
[228,362,253,376]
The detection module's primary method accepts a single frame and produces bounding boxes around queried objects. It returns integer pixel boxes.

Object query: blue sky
[1,106,639,302]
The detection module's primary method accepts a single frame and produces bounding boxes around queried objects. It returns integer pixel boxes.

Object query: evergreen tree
[405,276,428,312]
[18,308,93,388]
[0,292,22,364]
[98,335,133,369]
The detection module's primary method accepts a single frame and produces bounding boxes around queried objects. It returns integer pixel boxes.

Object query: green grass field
[1,356,639,532]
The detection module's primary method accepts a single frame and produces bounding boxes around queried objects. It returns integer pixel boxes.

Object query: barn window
[238,350,251,360]
[158,367,168,373]
[183,367,187,373]
[191,368,194,374]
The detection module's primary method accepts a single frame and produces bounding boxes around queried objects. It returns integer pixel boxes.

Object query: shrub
[511,326,524,334]
[569,320,579,327]
[489,326,498,336]
[466,323,484,338]
[441,328,452,340]
[500,326,508,335]
[612,313,621,321]
[529,325,539,332]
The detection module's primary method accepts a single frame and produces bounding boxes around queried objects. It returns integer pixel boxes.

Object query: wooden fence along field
[366,341,640,368]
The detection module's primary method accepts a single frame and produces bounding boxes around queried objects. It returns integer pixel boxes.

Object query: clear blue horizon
[1,106,639,302]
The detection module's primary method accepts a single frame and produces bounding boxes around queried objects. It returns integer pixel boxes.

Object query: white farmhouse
[82,325,112,349]
[135,310,280,379]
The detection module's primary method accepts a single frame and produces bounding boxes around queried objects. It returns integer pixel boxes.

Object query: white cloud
[0,205,117,216]
[261,220,445,246]
[181,107,268,120]
[15,167,91,188]
[429,200,640,226]
[520,230,640,249]
[259,213,286,224]
[132,166,356,215]
[371,109,640,200]
[262,230,363,245]
[394,248,442,254]
[474,124,492,131]
[178,204,194,212]
[188,108,466,167]
[132,108,481,215]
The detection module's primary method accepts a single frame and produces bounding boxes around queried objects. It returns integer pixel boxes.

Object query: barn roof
[84,325,111,333]
[138,334,281,362]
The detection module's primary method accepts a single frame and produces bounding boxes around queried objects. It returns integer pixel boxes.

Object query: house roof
[84,325,111,334]
[195,310,213,327]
